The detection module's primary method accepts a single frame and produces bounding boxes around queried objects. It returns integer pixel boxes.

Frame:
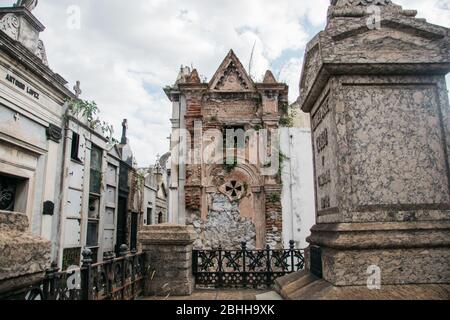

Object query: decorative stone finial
[263,70,277,84]
[14,0,38,12]
[73,81,82,98]
[36,39,48,66]
[187,69,201,84]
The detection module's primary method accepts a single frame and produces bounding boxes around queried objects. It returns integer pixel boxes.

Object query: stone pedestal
[279,0,450,298]
[0,211,51,299]
[138,224,196,297]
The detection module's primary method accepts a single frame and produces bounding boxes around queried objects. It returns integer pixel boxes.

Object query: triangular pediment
[362,36,433,52]
[108,144,121,159]
[209,50,255,92]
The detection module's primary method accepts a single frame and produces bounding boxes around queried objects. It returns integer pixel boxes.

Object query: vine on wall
[279,102,296,128]
[66,99,119,144]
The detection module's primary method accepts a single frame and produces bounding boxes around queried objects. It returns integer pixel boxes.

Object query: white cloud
[279,58,304,102]
[396,0,450,27]
[24,0,330,166]
[0,0,447,165]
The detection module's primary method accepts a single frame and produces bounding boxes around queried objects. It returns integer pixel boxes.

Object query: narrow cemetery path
[142,289,282,300]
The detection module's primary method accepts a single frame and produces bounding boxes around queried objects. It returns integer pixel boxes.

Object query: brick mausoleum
[165,50,290,249]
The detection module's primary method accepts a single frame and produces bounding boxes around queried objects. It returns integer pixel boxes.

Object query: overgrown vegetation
[67,99,119,145]
[278,151,289,180]
[279,102,296,128]
[224,158,238,173]
[135,171,146,192]
[253,124,263,131]
[267,193,281,203]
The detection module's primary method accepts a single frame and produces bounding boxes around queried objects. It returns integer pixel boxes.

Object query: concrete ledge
[308,221,450,249]
[275,271,450,300]
[139,223,197,245]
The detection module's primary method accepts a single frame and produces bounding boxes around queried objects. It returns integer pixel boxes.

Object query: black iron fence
[193,241,305,288]
[11,245,146,300]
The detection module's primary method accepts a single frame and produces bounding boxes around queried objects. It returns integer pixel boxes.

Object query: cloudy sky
[1,0,449,166]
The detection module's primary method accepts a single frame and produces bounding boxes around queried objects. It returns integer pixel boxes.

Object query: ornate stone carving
[46,124,62,143]
[214,61,250,91]
[73,80,82,98]
[333,0,392,6]
[0,13,20,41]
[186,69,201,84]
[35,39,48,66]
[0,180,15,211]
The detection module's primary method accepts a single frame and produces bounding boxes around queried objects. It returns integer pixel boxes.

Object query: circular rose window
[223,180,245,201]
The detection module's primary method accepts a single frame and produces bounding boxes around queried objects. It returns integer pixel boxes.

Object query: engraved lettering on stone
[316,128,329,154]
[320,195,331,210]
[312,98,330,131]
[318,170,331,188]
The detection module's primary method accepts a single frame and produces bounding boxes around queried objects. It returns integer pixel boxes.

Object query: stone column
[138,224,196,296]
[0,211,51,299]
[278,0,450,297]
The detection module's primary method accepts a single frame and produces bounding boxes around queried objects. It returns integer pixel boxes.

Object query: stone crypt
[165,51,289,250]
[275,0,450,299]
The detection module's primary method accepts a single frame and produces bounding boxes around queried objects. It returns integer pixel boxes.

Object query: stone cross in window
[224,180,244,200]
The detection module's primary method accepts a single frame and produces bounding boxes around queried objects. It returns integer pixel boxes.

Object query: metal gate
[193,241,305,288]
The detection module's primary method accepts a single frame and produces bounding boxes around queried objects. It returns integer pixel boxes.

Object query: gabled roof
[208,49,256,92]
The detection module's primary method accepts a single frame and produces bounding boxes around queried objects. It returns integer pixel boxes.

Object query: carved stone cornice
[0,7,44,32]
[332,0,392,6]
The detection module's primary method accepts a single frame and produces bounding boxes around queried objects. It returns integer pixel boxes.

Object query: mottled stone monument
[276,0,450,299]
[0,211,51,299]
[138,224,197,296]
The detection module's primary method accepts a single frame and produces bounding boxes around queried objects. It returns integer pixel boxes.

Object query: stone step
[274,270,450,300]
[274,270,321,300]
[255,291,283,301]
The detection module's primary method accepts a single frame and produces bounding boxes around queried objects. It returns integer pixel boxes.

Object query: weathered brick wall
[203,96,260,123]
[185,186,202,212]
[265,189,283,249]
